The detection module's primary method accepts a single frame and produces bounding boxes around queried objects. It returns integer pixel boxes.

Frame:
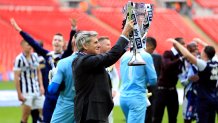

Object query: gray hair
[75,31,98,51]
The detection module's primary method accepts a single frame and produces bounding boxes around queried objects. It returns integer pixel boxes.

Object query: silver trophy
[123,1,153,66]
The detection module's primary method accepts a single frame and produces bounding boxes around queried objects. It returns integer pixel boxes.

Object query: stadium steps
[182,16,218,51]
[88,15,121,38]
[0,9,123,74]
[91,0,154,8]
[195,0,218,9]
[0,0,59,7]
[92,8,204,54]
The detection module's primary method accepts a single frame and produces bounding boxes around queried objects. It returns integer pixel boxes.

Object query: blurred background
[0,0,218,122]
[0,0,218,81]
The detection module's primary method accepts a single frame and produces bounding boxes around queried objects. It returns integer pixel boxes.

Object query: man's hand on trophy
[122,20,134,38]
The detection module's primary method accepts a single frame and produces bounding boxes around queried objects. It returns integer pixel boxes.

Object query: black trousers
[80,102,109,123]
[145,86,157,123]
[152,87,179,123]
[85,120,108,123]
[196,92,218,123]
[31,109,40,123]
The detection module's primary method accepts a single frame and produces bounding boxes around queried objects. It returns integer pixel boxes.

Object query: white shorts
[22,93,45,110]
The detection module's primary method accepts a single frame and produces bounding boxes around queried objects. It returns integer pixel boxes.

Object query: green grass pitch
[1,81,217,123]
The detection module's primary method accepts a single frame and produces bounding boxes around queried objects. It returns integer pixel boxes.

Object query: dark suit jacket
[151,53,162,78]
[73,36,128,123]
[147,53,162,100]
[158,50,183,88]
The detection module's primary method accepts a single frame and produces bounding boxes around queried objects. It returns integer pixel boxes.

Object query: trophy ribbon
[141,4,153,47]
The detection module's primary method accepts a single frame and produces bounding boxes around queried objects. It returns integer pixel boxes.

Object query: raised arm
[61,18,77,59]
[192,38,208,47]
[167,38,197,65]
[162,50,183,71]
[82,20,134,69]
[10,18,49,56]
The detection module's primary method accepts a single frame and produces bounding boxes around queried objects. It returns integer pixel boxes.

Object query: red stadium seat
[0,0,59,7]
[92,0,155,8]
[196,0,218,8]
[0,1,209,80]
[92,8,201,54]
[194,16,218,44]
[0,9,120,73]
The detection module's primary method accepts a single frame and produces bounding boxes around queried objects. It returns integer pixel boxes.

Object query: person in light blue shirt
[120,50,157,123]
[48,53,77,123]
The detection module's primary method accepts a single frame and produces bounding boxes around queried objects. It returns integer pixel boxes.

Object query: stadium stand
[0,0,217,80]
[0,17,22,78]
[195,0,218,9]
[0,8,120,75]
[194,16,218,44]
[91,0,155,8]
[92,8,201,53]
[0,0,59,7]
[195,0,218,14]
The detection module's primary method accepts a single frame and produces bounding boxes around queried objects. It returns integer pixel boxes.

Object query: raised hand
[122,20,134,37]
[166,38,177,44]
[70,18,77,29]
[192,38,208,46]
[10,18,22,32]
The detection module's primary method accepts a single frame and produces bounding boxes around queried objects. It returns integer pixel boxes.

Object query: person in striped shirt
[14,40,45,123]
[11,18,77,123]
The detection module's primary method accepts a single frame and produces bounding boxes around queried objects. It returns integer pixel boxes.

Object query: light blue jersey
[120,51,157,123]
[120,51,157,97]
[50,53,77,123]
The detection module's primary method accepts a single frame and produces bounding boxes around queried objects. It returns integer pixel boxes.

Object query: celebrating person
[47,31,78,123]
[11,18,77,123]
[168,38,218,123]
[72,20,133,123]
[152,38,186,123]
[14,40,44,123]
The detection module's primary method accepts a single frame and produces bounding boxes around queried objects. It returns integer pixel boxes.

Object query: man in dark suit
[72,20,133,123]
[152,37,186,123]
[145,37,162,123]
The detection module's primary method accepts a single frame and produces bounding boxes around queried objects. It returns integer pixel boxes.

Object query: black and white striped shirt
[13,52,40,94]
